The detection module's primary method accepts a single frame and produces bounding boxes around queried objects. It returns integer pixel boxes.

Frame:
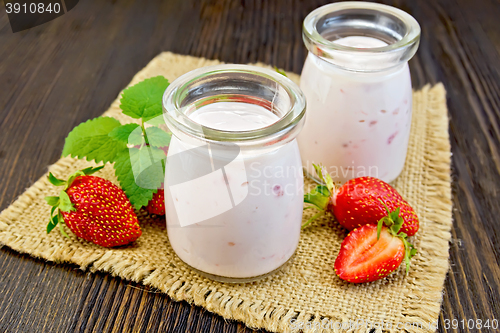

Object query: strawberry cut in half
[334,216,417,283]
[44,166,142,247]
[303,164,419,236]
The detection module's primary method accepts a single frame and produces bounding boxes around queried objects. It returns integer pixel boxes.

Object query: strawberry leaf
[48,214,58,233]
[45,196,60,207]
[119,76,170,122]
[81,165,105,175]
[312,163,335,193]
[145,126,171,148]
[377,217,384,239]
[48,173,66,186]
[304,185,330,210]
[58,210,70,239]
[62,117,127,164]
[59,190,75,212]
[390,207,400,221]
[108,123,142,145]
[403,239,416,274]
[47,206,58,233]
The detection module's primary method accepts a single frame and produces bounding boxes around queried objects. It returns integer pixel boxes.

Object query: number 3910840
[5,2,61,14]
[443,318,498,330]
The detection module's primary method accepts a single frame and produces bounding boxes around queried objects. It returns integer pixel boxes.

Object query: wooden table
[1,0,499,332]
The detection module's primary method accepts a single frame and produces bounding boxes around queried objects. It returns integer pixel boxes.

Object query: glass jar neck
[303,1,420,73]
[162,65,306,149]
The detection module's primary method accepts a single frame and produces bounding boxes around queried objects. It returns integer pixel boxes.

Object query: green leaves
[374,198,417,274]
[313,164,335,193]
[58,190,75,212]
[45,196,60,207]
[144,126,171,147]
[48,173,66,187]
[62,117,127,164]
[108,123,141,144]
[302,184,331,229]
[47,206,59,233]
[53,76,171,213]
[376,198,405,239]
[108,123,171,148]
[404,241,418,273]
[113,147,165,209]
[129,147,166,189]
[304,185,331,210]
[119,76,170,122]
[45,167,104,235]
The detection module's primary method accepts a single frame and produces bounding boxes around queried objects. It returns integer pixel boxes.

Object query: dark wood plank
[0,0,499,332]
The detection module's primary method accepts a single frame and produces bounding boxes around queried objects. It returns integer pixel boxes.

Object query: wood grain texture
[0,0,499,332]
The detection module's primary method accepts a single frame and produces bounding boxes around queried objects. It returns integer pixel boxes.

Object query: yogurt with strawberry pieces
[299,36,413,184]
[165,102,303,280]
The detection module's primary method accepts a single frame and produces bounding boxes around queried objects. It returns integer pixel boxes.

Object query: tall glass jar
[298,2,420,184]
[162,65,306,282]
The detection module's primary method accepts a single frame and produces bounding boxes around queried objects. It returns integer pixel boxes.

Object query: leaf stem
[141,120,150,146]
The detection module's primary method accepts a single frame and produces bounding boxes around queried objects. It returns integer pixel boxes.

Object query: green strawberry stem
[302,164,335,229]
[44,166,104,236]
[376,198,417,274]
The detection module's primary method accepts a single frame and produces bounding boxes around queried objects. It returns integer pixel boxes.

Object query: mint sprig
[108,123,142,144]
[58,76,170,210]
[119,76,170,122]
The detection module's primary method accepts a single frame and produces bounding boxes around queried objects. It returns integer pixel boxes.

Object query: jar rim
[303,2,421,71]
[162,64,306,146]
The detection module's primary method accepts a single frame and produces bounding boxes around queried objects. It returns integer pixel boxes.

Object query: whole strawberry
[146,189,165,215]
[45,166,142,247]
[303,164,419,236]
[334,219,416,283]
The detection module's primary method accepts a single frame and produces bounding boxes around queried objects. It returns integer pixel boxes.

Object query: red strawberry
[304,164,419,236]
[45,166,142,247]
[334,222,416,283]
[146,189,165,215]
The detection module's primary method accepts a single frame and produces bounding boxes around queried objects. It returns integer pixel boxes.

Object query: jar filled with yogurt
[299,2,420,184]
[162,65,306,282]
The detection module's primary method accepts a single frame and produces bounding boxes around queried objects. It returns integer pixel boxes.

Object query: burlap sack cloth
[0,53,452,333]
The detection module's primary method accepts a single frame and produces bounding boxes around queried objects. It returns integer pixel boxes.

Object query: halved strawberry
[334,219,416,283]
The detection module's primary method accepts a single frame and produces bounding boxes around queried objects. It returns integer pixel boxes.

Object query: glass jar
[162,64,306,282]
[298,1,420,184]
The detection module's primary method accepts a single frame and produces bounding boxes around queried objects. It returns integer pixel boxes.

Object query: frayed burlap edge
[0,53,452,333]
